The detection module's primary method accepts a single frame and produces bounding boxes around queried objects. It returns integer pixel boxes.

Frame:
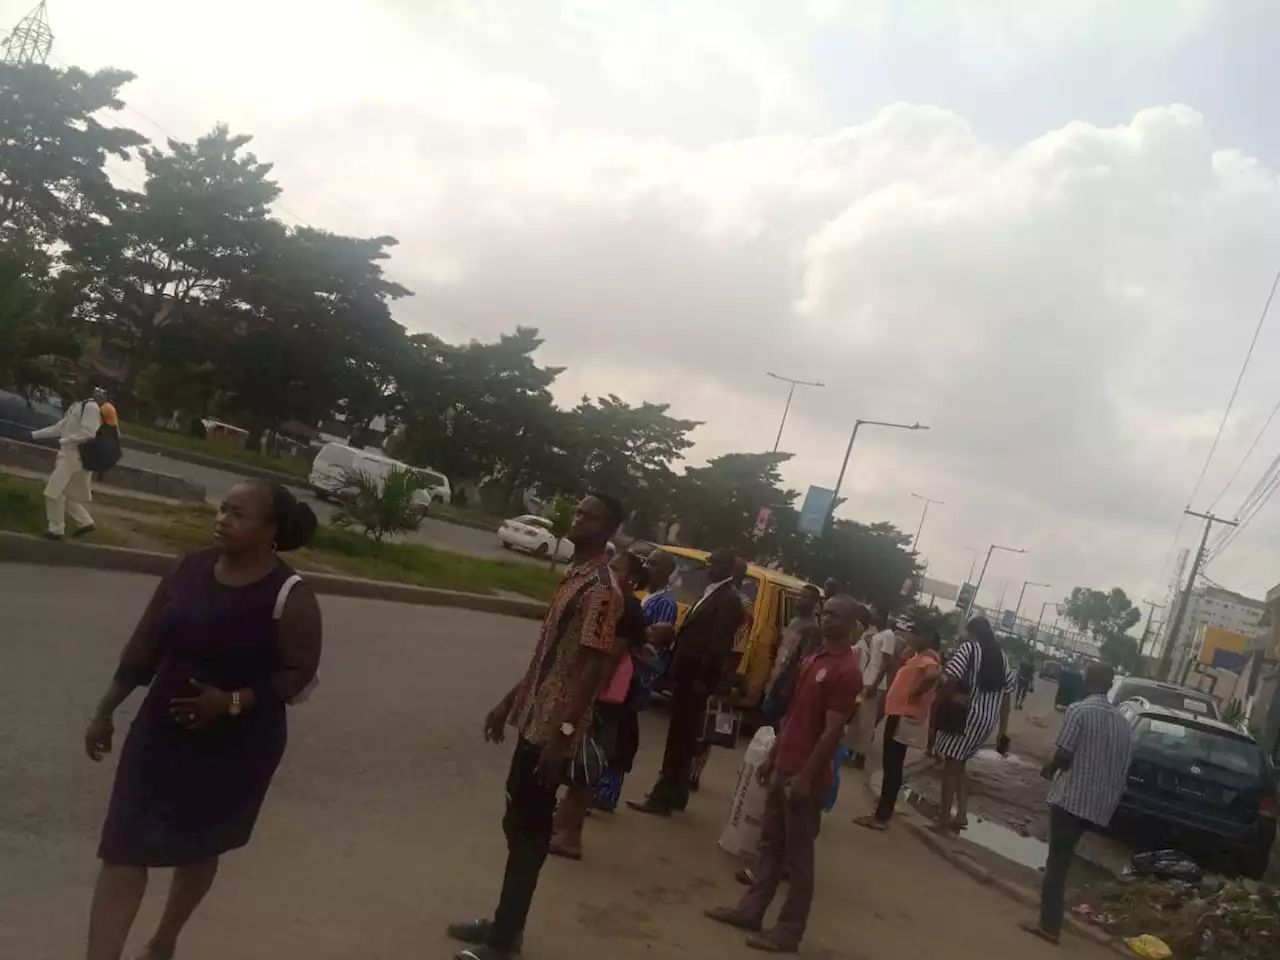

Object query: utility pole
[1014,581,1050,625]
[964,547,980,585]
[826,418,929,530]
[1156,510,1237,681]
[910,493,945,552]
[766,372,823,453]
[966,544,1027,619]
[1035,600,1059,644]
[1138,599,1165,658]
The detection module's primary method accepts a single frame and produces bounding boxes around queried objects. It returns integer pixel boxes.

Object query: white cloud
[41,0,1280,608]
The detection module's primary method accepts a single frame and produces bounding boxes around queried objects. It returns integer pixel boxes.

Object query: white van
[310,443,452,512]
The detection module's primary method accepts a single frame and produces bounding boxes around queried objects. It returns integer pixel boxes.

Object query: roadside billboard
[797,486,835,537]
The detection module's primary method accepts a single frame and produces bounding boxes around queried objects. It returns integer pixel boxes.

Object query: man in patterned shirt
[448,493,625,960]
[1023,662,1132,946]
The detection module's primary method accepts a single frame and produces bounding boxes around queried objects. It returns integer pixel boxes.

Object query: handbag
[273,574,319,705]
[892,713,929,749]
[934,643,977,735]
[702,695,742,749]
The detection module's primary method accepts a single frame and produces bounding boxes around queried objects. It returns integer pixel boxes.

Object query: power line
[1151,255,1280,586]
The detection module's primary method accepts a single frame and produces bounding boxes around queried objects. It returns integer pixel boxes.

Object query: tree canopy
[1061,586,1142,650]
[0,59,925,608]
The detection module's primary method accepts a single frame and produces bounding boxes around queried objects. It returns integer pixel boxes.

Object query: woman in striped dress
[932,617,1014,831]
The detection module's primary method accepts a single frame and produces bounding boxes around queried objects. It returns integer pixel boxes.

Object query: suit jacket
[669,582,746,689]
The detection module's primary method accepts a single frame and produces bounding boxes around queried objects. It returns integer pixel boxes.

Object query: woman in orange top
[855,622,941,830]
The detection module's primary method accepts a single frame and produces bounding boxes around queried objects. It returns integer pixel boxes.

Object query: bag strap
[536,565,614,687]
[274,574,303,621]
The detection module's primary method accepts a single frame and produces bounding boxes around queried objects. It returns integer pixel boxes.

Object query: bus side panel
[739,582,781,707]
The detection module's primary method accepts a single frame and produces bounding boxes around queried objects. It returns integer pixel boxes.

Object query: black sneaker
[454,947,515,960]
[70,525,96,539]
[41,532,64,541]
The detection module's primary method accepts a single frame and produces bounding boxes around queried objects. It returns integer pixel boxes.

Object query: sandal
[853,814,889,831]
[547,841,583,861]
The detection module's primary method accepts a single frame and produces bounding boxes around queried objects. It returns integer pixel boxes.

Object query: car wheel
[535,543,549,558]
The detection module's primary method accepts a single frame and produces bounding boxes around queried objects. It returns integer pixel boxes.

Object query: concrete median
[0,532,546,620]
[0,437,208,503]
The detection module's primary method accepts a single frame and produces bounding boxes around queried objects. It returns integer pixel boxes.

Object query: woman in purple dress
[83,481,323,960]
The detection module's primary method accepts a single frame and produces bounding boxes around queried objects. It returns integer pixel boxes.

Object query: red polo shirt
[775,645,863,787]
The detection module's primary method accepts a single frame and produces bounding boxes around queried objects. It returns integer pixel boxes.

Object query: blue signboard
[797,486,835,536]
[1001,609,1016,629]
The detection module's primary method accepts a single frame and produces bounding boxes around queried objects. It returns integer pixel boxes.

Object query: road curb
[900,818,1128,956]
[0,532,546,620]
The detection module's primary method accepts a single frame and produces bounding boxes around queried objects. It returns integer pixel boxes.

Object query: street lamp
[966,543,1027,618]
[910,493,945,552]
[1014,580,1050,624]
[766,372,824,453]
[827,418,930,528]
[963,546,981,585]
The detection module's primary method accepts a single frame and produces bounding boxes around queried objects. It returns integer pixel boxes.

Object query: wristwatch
[229,691,242,718]
[559,721,575,738]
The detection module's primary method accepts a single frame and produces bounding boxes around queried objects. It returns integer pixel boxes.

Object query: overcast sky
[29,0,1280,612]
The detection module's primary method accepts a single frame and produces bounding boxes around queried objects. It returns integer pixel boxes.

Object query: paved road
[2,565,1100,960]
[119,448,537,564]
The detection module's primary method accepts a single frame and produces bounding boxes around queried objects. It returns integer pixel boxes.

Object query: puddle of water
[901,787,1049,871]
[970,748,1038,769]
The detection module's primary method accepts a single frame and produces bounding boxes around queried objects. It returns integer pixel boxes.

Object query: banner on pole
[798,486,835,537]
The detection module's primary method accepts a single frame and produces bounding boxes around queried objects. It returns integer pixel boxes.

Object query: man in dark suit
[630,548,745,816]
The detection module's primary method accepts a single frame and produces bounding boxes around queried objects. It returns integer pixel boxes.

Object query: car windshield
[1115,682,1217,718]
[421,471,446,487]
[1133,717,1262,777]
[517,516,551,531]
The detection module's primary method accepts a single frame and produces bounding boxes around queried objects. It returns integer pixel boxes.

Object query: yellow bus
[646,545,814,707]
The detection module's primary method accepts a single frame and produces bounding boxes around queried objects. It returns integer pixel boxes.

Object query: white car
[498,515,573,560]
[311,441,450,515]
[410,468,451,507]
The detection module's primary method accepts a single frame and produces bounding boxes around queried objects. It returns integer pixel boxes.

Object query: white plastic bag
[718,726,777,858]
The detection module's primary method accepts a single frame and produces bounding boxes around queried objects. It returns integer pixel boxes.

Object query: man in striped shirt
[1023,663,1132,945]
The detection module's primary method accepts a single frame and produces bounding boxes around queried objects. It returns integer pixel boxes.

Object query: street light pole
[966,543,1028,619]
[826,418,929,530]
[766,372,824,453]
[1138,599,1165,657]
[964,547,981,585]
[910,493,945,552]
[1035,600,1059,643]
[1014,580,1050,625]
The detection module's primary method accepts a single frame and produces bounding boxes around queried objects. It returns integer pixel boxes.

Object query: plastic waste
[1124,935,1172,959]
[1130,848,1204,883]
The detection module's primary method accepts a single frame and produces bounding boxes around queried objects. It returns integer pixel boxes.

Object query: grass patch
[432,503,508,530]
[0,474,46,534]
[123,422,310,478]
[0,474,556,600]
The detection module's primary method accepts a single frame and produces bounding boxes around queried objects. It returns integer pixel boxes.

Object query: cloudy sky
[30,0,1280,613]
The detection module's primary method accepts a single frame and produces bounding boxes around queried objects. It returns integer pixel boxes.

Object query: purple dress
[99,552,320,867]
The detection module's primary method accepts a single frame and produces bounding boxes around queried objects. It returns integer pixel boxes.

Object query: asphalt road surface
[118,448,537,565]
[1,565,1100,960]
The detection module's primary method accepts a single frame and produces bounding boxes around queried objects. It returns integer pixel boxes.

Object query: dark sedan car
[1116,701,1277,878]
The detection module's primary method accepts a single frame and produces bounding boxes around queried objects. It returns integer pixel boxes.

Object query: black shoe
[70,524,96,539]
[851,754,867,771]
[626,797,673,817]
[41,532,64,541]
[446,920,522,955]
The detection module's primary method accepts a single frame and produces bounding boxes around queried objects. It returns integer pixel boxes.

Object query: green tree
[672,451,797,551]
[132,359,216,430]
[0,63,145,248]
[1099,634,1142,672]
[83,125,283,399]
[0,244,82,398]
[1061,586,1142,647]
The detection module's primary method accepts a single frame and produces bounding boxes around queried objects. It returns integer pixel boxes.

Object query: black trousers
[651,680,709,810]
[875,715,908,822]
[489,740,558,950]
[1041,805,1089,936]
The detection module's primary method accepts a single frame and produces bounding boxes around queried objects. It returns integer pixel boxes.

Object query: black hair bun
[276,499,318,552]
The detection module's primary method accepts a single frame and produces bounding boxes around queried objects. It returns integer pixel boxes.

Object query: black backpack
[78,404,122,474]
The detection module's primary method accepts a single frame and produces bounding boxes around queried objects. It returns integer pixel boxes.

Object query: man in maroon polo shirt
[705,594,864,953]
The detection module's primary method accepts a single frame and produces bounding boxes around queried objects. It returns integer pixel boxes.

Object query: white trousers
[44,452,93,536]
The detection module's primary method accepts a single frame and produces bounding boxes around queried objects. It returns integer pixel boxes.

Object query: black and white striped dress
[934,641,1016,762]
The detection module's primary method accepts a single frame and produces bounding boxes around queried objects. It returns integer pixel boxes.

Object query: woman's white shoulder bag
[273,574,318,705]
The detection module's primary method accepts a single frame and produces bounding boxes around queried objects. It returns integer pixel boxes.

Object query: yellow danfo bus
[642,545,814,707]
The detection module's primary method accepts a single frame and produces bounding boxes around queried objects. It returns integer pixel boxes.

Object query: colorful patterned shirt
[507,556,621,747]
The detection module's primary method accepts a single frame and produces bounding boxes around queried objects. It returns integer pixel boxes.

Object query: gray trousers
[1041,804,1089,936]
[737,773,824,946]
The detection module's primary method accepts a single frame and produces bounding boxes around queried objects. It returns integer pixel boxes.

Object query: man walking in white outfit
[30,378,101,540]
